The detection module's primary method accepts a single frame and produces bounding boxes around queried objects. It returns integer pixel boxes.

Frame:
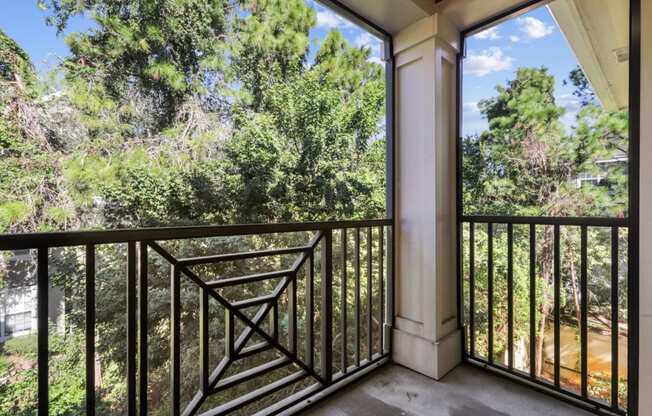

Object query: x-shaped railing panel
[146,230,326,416]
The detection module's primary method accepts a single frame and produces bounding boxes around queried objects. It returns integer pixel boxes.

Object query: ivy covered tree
[1,2,388,414]
[463,66,628,390]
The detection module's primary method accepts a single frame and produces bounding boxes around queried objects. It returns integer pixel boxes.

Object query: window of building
[5,311,32,336]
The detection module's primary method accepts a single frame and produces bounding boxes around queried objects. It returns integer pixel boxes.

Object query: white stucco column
[392,13,461,380]
[638,0,651,412]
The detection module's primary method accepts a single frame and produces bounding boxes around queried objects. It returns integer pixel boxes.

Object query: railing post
[321,229,333,383]
[367,227,373,361]
[138,243,148,416]
[171,264,181,416]
[306,252,314,369]
[37,247,49,416]
[200,288,209,394]
[86,245,96,416]
[580,226,588,398]
[127,242,137,416]
[611,226,620,409]
[553,224,561,387]
[487,222,494,363]
[386,225,394,354]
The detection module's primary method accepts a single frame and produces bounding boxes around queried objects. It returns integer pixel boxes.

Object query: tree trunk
[536,228,554,378]
[568,249,582,325]
[536,303,548,377]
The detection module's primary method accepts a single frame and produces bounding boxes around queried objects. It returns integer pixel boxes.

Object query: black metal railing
[0,219,392,416]
[461,215,629,415]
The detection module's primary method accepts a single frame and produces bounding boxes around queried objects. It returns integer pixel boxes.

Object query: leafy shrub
[3,334,37,358]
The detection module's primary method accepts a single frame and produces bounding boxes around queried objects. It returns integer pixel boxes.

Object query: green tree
[41,0,232,128]
[227,30,385,223]
[231,0,316,111]
[463,66,628,385]
[1,2,389,413]
[0,28,78,233]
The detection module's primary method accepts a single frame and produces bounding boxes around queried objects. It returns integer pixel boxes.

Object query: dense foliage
[0,0,631,411]
[1,1,387,414]
[0,1,386,234]
[463,66,628,402]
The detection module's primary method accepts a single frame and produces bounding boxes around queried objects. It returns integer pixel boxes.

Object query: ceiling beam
[409,0,438,15]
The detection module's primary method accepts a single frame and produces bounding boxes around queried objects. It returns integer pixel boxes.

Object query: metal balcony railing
[461,215,630,415]
[0,219,393,415]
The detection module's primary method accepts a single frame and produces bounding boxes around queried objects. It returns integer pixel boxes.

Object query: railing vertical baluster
[529,224,536,378]
[341,229,348,372]
[225,308,234,358]
[581,226,588,398]
[507,224,514,370]
[200,288,209,394]
[127,242,137,416]
[138,243,148,415]
[37,248,48,416]
[354,228,361,367]
[171,265,180,416]
[306,252,314,369]
[554,224,561,387]
[469,223,475,357]
[459,217,627,414]
[321,229,333,383]
[379,226,384,354]
[611,226,620,409]
[86,245,96,415]
[488,222,494,363]
[367,227,373,361]
[386,225,394,355]
[273,300,279,341]
[289,275,297,354]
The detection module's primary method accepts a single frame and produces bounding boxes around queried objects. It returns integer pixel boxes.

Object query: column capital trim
[394,13,460,55]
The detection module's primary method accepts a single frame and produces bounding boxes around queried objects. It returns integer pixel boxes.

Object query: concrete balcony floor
[307,364,592,416]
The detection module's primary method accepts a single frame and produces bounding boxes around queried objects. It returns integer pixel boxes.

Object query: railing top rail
[461,215,628,227]
[0,218,392,250]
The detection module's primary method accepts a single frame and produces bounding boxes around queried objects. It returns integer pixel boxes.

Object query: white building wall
[0,286,37,341]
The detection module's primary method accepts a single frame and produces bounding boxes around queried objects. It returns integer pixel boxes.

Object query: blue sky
[307,0,384,65]
[463,5,587,137]
[0,1,383,73]
[0,2,96,73]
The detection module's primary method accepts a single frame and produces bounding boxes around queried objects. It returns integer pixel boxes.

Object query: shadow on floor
[305,364,591,416]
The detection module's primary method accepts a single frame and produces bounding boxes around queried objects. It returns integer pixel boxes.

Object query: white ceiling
[335,0,431,34]
[336,0,538,35]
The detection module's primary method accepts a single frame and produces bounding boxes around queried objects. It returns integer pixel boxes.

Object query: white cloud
[464,47,514,77]
[557,93,581,110]
[354,32,375,48]
[354,32,383,63]
[517,16,555,39]
[510,35,521,43]
[473,26,501,40]
[463,102,480,112]
[462,102,488,136]
[316,9,355,30]
[549,93,583,133]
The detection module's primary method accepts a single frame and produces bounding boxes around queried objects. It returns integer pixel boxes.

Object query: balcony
[0,0,648,414]
[309,364,595,416]
[0,220,393,415]
[0,216,629,415]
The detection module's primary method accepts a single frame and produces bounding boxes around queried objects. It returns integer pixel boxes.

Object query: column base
[392,327,462,380]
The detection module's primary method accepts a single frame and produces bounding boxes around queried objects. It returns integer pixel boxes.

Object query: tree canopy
[0,4,387,412]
